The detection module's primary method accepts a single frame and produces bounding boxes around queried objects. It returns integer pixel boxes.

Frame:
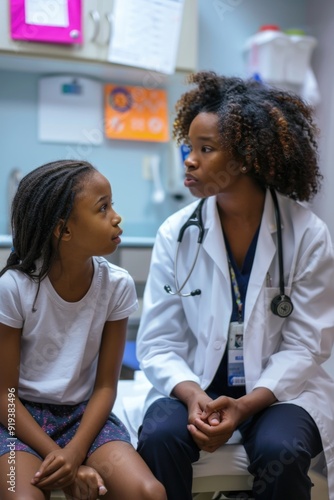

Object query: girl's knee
[137,477,167,500]
[0,491,48,500]
[0,454,47,500]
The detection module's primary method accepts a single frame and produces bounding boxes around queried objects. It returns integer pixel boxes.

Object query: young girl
[0,160,166,500]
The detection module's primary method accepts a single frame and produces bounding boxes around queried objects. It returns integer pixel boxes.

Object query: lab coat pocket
[264,287,292,340]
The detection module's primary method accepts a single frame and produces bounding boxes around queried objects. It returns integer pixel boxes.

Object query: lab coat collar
[245,190,277,324]
[201,196,229,282]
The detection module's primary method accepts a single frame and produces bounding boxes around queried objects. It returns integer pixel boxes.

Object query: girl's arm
[33,318,128,488]
[0,323,62,457]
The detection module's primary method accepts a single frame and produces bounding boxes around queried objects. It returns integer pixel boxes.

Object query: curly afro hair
[173,71,322,201]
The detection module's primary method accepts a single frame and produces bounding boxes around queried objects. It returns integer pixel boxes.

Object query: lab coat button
[213,341,222,350]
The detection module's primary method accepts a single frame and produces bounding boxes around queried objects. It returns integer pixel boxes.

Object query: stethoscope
[164,188,294,318]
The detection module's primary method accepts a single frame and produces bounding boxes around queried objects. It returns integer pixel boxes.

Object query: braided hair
[173,71,322,201]
[0,160,96,306]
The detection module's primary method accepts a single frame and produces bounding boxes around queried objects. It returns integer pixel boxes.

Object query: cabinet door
[91,0,114,61]
[81,0,114,61]
[175,0,198,72]
[10,0,82,45]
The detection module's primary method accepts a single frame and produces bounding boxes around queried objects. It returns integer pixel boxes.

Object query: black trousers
[137,399,322,500]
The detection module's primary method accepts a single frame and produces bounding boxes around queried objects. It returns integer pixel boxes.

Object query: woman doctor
[136,72,334,500]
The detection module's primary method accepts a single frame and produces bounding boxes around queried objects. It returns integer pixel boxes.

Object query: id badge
[228,321,245,387]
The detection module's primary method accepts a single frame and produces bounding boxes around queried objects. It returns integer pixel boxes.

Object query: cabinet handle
[70,29,80,39]
[89,10,100,42]
[104,12,114,46]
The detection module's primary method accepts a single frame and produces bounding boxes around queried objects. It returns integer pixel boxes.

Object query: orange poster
[104,84,169,142]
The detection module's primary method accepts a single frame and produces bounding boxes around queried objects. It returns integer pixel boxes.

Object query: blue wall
[0,0,307,237]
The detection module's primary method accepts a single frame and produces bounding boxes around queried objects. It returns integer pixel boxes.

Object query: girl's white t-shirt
[0,256,138,404]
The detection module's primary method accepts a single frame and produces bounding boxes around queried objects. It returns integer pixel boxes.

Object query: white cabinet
[0,0,197,73]
[0,248,10,270]
[0,0,114,62]
[118,247,152,284]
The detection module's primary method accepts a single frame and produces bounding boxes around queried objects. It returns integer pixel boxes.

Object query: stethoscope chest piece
[270,294,294,318]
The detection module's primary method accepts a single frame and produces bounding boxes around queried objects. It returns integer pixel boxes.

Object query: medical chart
[107,0,184,75]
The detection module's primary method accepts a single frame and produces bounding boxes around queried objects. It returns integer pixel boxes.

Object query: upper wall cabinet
[0,0,197,74]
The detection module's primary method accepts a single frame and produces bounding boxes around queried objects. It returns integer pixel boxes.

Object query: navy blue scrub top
[207,226,260,399]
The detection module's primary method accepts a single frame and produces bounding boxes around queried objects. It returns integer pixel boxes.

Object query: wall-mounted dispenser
[150,155,165,204]
[168,142,192,201]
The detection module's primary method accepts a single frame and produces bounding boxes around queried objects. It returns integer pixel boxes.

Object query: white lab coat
[136,190,334,497]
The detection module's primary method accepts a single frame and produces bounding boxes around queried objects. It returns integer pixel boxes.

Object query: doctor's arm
[137,220,202,396]
[253,224,334,402]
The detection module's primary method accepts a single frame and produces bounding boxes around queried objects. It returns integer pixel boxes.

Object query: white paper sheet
[108,0,184,75]
[25,0,69,27]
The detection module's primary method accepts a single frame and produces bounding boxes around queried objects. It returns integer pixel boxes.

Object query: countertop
[118,236,155,247]
[0,235,155,248]
[0,235,12,248]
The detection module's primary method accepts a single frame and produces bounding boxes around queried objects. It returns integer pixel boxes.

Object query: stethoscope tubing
[270,188,285,295]
[173,241,202,295]
[164,199,205,297]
